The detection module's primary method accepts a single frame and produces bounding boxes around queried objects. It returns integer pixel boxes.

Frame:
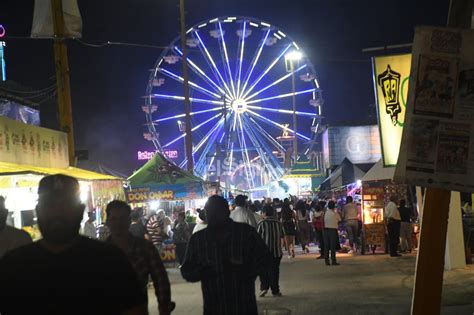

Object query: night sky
[1,0,450,174]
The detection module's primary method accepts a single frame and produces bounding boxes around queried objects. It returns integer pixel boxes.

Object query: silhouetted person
[172,212,190,265]
[106,200,174,315]
[0,196,32,258]
[324,200,341,266]
[229,194,257,228]
[257,205,283,297]
[130,209,147,239]
[181,195,270,315]
[0,174,145,315]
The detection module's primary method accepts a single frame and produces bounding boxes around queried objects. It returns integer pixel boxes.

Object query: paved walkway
[148,249,474,315]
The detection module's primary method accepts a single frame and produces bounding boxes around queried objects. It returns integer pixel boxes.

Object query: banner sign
[125,182,204,203]
[395,27,474,192]
[0,116,69,168]
[373,54,411,167]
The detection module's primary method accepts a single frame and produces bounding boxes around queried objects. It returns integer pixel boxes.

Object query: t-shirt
[0,225,32,258]
[130,221,147,239]
[324,209,341,229]
[230,206,258,229]
[398,206,412,223]
[342,203,359,221]
[0,236,145,315]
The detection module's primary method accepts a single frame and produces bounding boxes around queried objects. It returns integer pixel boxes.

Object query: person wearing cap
[0,174,146,315]
[192,208,207,234]
[181,195,271,315]
[0,196,32,259]
[229,195,257,229]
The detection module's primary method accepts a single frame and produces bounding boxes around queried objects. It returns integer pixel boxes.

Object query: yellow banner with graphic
[373,54,411,167]
[0,116,69,168]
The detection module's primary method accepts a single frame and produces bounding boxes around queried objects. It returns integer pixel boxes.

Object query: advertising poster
[373,54,412,167]
[395,27,474,192]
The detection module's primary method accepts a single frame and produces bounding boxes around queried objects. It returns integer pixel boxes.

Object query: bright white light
[261,22,271,27]
[356,180,362,187]
[277,31,286,37]
[285,50,303,61]
[150,201,160,210]
[198,23,207,28]
[292,42,300,50]
[249,22,259,27]
[209,18,219,23]
[273,33,282,40]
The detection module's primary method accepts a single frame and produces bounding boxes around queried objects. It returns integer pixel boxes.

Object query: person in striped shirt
[257,204,284,297]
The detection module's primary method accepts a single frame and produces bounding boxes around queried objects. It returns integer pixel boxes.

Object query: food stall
[360,160,408,254]
[126,152,205,266]
[0,116,124,239]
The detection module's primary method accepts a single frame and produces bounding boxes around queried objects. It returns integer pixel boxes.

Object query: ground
[148,249,474,315]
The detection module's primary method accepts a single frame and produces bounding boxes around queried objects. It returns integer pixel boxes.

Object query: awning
[0,161,121,181]
[361,159,395,182]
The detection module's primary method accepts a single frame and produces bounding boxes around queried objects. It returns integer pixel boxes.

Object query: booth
[360,159,409,254]
[281,155,325,199]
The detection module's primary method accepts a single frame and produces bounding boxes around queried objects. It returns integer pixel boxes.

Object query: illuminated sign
[373,54,411,167]
[126,188,174,202]
[322,125,381,168]
[0,24,6,81]
[137,150,178,160]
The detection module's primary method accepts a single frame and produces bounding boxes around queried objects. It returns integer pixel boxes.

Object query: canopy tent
[320,158,374,191]
[0,160,120,181]
[126,152,204,202]
[361,159,395,182]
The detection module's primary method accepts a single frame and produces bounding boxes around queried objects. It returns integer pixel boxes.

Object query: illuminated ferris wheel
[144,16,323,190]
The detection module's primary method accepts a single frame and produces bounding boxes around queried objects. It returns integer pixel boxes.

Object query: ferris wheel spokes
[154,107,222,123]
[218,22,237,98]
[162,112,222,148]
[246,109,311,141]
[248,116,286,152]
[245,88,316,105]
[174,47,227,96]
[243,63,308,101]
[240,44,292,100]
[158,68,221,99]
[194,31,235,99]
[238,29,271,99]
[150,93,225,106]
[246,105,317,117]
[236,113,255,189]
[236,21,247,98]
[242,115,282,181]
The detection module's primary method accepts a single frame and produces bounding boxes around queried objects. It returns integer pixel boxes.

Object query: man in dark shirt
[257,204,284,297]
[398,199,413,253]
[130,208,147,239]
[181,195,271,315]
[0,174,145,315]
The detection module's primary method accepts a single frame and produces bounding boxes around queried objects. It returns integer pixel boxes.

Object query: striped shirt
[181,220,271,315]
[146,215,166,247]
[257,218,283,258]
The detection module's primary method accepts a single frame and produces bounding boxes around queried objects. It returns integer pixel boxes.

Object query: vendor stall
[360,159,409,254]
[281,155,325,199]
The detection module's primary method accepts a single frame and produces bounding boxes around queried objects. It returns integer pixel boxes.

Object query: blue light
[236,21,247,97]
[151,94,224,106]
[159,68,221,99]
[218,22,237,98]
[154,107,221,123]
[246,88,316,105]
[247,109,311,141]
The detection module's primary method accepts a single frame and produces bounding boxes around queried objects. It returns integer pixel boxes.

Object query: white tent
[361,159,395,182]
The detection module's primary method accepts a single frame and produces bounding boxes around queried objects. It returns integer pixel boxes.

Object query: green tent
[282,155,326,190]
[125,152,204,202]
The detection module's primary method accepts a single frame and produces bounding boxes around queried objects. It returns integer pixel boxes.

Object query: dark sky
[1,0,450,174]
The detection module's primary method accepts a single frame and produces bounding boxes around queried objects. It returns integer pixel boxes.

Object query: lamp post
[285,50,302,164]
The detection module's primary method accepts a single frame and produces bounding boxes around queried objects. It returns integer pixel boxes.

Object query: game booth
[125,152,206,266]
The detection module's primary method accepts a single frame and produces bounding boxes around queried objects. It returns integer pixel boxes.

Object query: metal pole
[51,0,75,165]
[179,0,194,173]
[291,61,298,163]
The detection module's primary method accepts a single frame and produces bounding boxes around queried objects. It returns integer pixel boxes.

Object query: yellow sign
[0,116,69,168]
[373,54,411,167]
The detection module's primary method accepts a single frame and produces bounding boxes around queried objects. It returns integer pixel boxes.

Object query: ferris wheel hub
[231,99,248,114]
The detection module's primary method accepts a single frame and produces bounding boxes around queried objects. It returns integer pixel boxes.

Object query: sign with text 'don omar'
[373,54,411,167]
[0,115,69,168]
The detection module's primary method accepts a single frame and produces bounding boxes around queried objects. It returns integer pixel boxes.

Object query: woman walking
[323,200,341,266]
[281,198,296,258]
[295,200,311,254]
[313,201,326,259]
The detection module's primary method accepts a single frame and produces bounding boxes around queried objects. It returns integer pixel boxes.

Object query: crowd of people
[0,173,418,315]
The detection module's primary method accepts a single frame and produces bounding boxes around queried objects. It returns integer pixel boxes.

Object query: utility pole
[51,0,75,165]
[291,61,298,164]
[178,0,194,173]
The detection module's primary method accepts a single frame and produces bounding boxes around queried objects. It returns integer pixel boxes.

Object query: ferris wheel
[144,16,323,190]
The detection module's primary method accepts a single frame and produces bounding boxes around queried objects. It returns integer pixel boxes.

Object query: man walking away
[172,212,190,265]
[229,194,257,228]
[0,196,32,259]
[130,209,147,239]
[398,200,413,253]
[0,174,145,314]
[312,201,325,259]
[323,200,341,266]
[385,196,402,257]
[342,196,360,254]
[181,195,271,315]
[257,205,283,298]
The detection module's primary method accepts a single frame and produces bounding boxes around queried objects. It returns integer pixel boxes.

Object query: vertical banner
[373,54,412,167]
[31,0,82,38]
[395,27,474,193]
